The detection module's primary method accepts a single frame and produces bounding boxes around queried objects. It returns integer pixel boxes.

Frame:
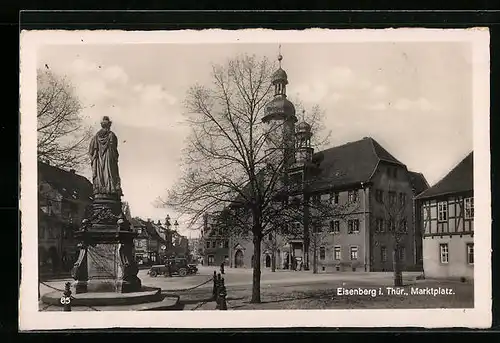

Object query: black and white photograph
[19,29,491,329]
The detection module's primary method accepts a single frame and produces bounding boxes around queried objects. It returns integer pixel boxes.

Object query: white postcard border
[19,28,491,330]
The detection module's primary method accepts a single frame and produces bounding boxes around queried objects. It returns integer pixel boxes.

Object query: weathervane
[278,44,283,68]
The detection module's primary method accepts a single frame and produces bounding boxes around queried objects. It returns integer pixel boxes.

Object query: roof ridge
[416,151,473,199]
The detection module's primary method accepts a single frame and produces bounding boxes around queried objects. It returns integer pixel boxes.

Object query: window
[399,246,406,261]
[388,191,397,206]
[350,246,359,260]
[211,241,216,249]
[208,255,215,266]
[39,226,45,239]
[348,219,360,234]
[268,233,273,241]
[224,240,229,248]
[440,243,449,264]
[219,240,224,248]
[464,197,474,219]
[319,247,326,260]
[290,172,303,187]
[400,219,408,233]
[329,220,340,233]
[312,224,321,234]
[206,240,211,249]
[387,220,396,232]
[393,168,398,178]
[330,192,339,204]
[334,246,341,260]
[348,190,358,203]
[376,218,385,232]
[438,201,448,222]
[381,246,387,262]
[467,243,474,264]
[47,227,56,239]
[375,189,384,203]
[399,193,406,207]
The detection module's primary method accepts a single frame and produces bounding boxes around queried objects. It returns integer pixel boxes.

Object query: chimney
[157,220,161,225]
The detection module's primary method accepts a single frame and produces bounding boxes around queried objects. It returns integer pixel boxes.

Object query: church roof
[415,152,473,200]
[38,161,93,202]
[310,137,407,191]
[229,136,427,206]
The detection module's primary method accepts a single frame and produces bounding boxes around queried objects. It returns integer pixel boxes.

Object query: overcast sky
[38,41,473,237]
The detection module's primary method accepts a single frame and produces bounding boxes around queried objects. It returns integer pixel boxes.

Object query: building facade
[38,161,93,277]
[226,140,429,272]
[130,218,171,265]
[415,152,474,280]
[201,214,230,266]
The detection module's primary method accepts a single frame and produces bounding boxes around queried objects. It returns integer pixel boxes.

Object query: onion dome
[272,67,288,85]
[265,96,296,119]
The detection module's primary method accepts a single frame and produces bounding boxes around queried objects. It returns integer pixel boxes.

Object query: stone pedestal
[71,194,141,294]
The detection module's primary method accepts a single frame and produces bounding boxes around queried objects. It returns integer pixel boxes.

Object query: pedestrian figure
[166,260,172,277]
[220,261,225,275]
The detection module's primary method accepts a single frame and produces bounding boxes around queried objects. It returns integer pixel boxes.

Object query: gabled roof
[408,171,430,196]
[38,161,93,202]
[311,137,405,190]
[415,152,473,200]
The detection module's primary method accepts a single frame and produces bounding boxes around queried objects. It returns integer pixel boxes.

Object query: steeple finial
[278,44,283,68]
[301,109,306,121]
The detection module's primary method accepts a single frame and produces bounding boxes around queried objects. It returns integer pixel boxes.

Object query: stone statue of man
[89,116,123,196]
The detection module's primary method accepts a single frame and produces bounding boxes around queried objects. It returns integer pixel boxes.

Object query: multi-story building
[38,161,93,277]
[130,218,169,265]
[225,137,429,272]
[415,152,474,280]
[201,54,429,273]
[201,214,230,266]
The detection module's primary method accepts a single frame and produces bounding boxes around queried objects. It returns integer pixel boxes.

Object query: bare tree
[37,68,92,170]
[380,181,412,286]
[161,54,335,303]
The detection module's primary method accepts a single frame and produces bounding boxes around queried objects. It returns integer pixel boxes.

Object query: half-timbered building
[415,152,474,280]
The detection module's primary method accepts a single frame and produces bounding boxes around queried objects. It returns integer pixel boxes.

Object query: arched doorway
[234,250,244,268]
[265,255,271,268]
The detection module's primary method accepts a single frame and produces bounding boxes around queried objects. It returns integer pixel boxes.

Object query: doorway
[235,250,244,268]
[265,254,271,268]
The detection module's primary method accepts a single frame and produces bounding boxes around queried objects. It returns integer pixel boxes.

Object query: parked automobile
[147,257,198,277]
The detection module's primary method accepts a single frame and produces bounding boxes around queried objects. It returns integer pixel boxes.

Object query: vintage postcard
[19,28,491,330]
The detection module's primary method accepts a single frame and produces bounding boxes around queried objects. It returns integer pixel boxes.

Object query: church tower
[294,117,314,166]
[262,51,297,171]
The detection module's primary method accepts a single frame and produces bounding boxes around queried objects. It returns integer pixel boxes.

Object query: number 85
[60,296,71,305]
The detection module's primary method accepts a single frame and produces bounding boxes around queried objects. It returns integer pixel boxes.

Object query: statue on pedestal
[89,116,123,196]
[72,116,141,293]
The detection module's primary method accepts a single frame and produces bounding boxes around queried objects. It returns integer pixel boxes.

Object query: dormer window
[348,191,358,203]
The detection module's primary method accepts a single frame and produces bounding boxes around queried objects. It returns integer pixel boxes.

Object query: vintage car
[147,258,198,277]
